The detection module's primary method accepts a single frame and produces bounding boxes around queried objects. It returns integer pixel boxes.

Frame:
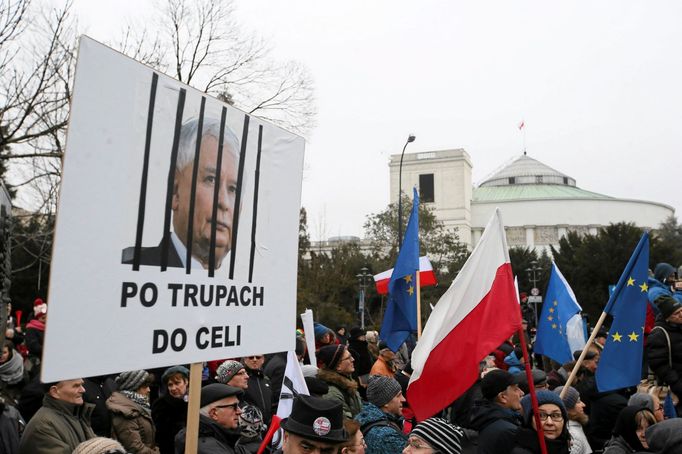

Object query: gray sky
[70,0,682,240]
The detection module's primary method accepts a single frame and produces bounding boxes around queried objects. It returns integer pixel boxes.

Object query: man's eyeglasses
[538,412,563,422]
[214,403,240,411]
[246,355,264,360]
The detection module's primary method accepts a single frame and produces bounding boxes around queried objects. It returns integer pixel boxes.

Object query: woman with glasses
[339,420,366,454]
[603,406,656,454]
[402,417,464,454]
[511,391,571,454]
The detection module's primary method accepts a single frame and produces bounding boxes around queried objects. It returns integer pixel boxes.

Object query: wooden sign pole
[184,362,204,454]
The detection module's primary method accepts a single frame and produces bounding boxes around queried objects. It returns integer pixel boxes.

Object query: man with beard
[554,386,592,454]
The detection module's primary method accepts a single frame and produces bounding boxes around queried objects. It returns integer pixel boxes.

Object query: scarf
[0,350,23,385]
[26,319,46,331]
[121,390,151,413]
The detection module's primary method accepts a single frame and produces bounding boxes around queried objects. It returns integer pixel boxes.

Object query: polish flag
[373,256,437,295]
[407,208,521,420]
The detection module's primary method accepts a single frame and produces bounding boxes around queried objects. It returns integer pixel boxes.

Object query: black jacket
[152,393,188,454]
[244,367,273,424]
[510,427,570,454]
[122,240,183,268]
[646,319,682,396]
[469,399,522,454]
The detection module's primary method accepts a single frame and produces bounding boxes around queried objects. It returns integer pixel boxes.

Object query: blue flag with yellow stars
[595,232,649,392]
[380,187,420,352]
[534,263,586,365]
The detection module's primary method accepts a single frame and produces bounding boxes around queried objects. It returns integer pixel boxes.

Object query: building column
[525,225,535,249]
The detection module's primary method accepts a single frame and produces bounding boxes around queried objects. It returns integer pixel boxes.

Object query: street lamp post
[397,134,416,248]
[356,267,373,330]
[525,260,543,327]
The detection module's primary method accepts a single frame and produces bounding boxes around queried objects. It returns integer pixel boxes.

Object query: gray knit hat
[162,365,189,384]
[73,437,126,454]
[554,386,580,410]
[411,418,464,454]
[115,370,150,392]
[367,375,402,408]
[215,360,245,384]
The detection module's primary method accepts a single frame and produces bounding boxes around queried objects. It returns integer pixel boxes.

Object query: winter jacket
[263,353,286,411]
[152,393,187,454]
[585,392,627,452]
[504,351,524,375]
[106,391,159,454]
[510,427,570,454]
[19,394,96,454]
[370,356,396,378]
[602,435,637,454]
[646,318,682,396]
[354,403,406,454]
[244,366,273,424]
[174,415,249,454]
[469,399,522,454]
[83,376,116,437]
[348,338,374,378]
[645,418,682,453]
[317,368,363,418]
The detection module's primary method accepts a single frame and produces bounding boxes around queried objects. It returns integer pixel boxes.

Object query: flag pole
[517,325,548,454]
[416,271,422,339]
[184,362,203,454]
[560,311,607,398]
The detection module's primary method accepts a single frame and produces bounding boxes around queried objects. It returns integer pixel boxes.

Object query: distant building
[389,150,674,252]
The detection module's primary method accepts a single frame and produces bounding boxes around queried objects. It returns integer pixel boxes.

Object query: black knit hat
[366,375,402,407]
[349,327,364,340]
[657,295,682,320]
[480,369,516,400]
[280,395,347,443]
[161,366,189,384]
[317,344,347,370]
[520,390,568,426]
[410,418,464,454]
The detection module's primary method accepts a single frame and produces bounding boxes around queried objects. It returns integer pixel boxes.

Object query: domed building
[389,150,674,251]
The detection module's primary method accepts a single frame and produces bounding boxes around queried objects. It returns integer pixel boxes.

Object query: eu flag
[380,188,420,352]
[595,232,649,392]
[534,263,586,365]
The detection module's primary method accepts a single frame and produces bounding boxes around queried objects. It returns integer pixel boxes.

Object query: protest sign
[42,37,304,381]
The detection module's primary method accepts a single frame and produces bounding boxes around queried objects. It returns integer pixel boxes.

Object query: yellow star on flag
[549,308,555,313]
[407,286,414,296]
[404,274,412,283]
[547,316,553,321]
[628,332,639,342]
[627,277,635,286]
[639,282,648,292]
[612,332,623,342]
[552,323,557,329]
[553,301,558,306]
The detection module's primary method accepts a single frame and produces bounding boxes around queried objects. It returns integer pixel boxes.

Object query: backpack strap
[651,326,672,368]
[360,419,401,437]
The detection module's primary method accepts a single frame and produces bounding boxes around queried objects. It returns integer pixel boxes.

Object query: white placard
[41,37,304,381]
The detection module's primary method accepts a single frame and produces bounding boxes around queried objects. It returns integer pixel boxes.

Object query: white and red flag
[373,256,438,295]
[407,208,521,420]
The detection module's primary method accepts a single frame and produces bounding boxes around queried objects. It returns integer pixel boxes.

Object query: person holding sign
[122,118,240,270]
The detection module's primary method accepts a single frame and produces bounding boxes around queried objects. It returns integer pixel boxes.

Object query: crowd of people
[1,262,682,453]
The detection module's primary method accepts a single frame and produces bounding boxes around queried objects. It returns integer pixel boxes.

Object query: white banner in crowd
[42,37,304,381]
[300,309,317,367]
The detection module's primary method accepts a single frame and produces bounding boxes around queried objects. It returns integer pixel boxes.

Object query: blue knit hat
[520,390,568,426]
[314,323,332,340]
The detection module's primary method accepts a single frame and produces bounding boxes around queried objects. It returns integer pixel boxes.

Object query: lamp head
[407,134,416,143]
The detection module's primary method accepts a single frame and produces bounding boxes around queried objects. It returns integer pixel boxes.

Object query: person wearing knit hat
[24,298,48,373]
[354,375,407,454]
[106,370,159,453]
[470,369,524,454]
[511,390,570,454]
[370,340,398,378]
[73,437,126,454]
[316,344,362,418]
[215,360,249,390]
[314,322,335,350]
[152,366,190,454]
[554,386,591,454]
[405,417,464,454]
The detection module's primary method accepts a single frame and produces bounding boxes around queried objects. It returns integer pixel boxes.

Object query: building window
[509,177,515,184]
[563,177,568,184]
[419,174,434,203]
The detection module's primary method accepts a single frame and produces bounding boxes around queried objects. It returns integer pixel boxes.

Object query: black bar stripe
[132,73,158,271]
[208,107,228,277]
[248,125,263,283]
[160,88,186,271]
[228,114,250,279]
[185,97,206,274]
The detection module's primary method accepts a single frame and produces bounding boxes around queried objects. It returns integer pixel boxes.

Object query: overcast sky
[69,0,682,240]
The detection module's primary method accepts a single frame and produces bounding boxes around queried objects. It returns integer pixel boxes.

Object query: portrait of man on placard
[122,117,241,270]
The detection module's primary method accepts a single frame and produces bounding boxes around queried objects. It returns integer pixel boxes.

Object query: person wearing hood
[511,391,571,454]
[106,370,159,454]
[646,295,682,407]
[347,328,373,383]
[648,263,682,306]
[354,376,406,454]
[470,369,524,454]
[602,405,656,454]
[644,417,682,453]
[317,344,362,418]
[152,366,189,454]
[0,340,26,404]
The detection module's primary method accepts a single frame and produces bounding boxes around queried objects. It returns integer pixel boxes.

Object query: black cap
[516,369,548,394]
[657,295,682,320]
[573,350,598,362]
[481,369,517,400]
[200,383,243,407]
[349,327,364,340]
[280,395,347,443]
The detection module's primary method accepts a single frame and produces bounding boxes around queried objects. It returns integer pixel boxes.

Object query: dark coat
[348,338,373,378]
[83,376,117,437]
[646,319,682,396]
[510,427,570,454]
[19,394,96,454]
[263,353,286,412]
[175,415,249,454]
[122,240,183,268]
[244,366,273,424]
[317,369,362,419]
[106,391,159,454]
[586,392,627,451]
[152,394,188,454]
[469,399,522,454]
[602,435,637,454]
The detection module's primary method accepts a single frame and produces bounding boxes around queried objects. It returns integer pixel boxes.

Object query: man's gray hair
[199,405,212,417]
[176,117,240,171]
